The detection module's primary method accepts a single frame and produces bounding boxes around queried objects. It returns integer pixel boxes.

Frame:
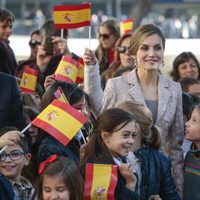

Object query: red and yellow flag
[32,99,87,146]
[20,66,38,94]
[55,55,80,83]
[76,58,84,84]
[120,19,134,35]
[84,163,118,200]
[54,3,91,29]
[54,86,69,104]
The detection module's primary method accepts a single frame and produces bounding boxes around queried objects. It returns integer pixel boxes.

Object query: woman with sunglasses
[101,33,135,88]
[83,24,184,197]
[95,19,120,74]
[16,29,41,79]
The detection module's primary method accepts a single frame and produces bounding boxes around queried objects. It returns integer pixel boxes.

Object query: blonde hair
[130,24,165,56]
[117,100,161,149]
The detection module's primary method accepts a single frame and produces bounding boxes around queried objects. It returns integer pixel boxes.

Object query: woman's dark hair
[20,93,39,111]
[36,156,84,200]
[40,81,84,111]
[23,106,39,121]
[171,51,200,81]
[80,108,134,167]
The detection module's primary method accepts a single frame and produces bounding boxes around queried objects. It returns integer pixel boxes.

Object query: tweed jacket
[102,69,184,195]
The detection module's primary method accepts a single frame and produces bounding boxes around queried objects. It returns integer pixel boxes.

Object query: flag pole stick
[61,28,64,39]
[80,129,87,144]
[0,123,31,155]
[88,26,91,49]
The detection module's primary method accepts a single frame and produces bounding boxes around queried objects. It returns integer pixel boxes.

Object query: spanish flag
[20,66,38,94]
[84,163,118,200]
[120,19,134,35]
[55,55,80,83]
[54,86,69,104]
[32,99,87,146]
[76,58,84,84]
[54,3,91,29]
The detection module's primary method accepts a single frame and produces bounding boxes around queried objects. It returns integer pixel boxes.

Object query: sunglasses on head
[117,46,130,54]
[99,33,111,40]
[29,39,41,47]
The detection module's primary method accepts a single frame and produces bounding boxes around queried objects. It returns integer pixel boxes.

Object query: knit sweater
[183,143,200,200]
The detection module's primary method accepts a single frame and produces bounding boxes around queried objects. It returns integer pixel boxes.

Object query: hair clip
[38,154,58,175]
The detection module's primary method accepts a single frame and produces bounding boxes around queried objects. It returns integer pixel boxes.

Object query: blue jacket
[134,145,181,200]
[0,175,14,200]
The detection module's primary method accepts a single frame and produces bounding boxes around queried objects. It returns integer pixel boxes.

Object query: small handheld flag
[20,66,38,94]
[54,86,69,104]
[55,55,80,83]
[76,58,84,84]
[54,3,91,29]
[84,163,118,200]
[120,19,134,35]
[32,99,87,146]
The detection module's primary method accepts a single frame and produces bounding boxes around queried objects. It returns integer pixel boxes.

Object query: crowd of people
[0,7,200,200]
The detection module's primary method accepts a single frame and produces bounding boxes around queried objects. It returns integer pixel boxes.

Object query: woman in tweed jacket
[83,24,184,197]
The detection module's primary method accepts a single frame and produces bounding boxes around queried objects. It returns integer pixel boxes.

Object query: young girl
[184,104,200,200]
[118,100,181,200]
[80,108,139,200]
[35,155,84,200]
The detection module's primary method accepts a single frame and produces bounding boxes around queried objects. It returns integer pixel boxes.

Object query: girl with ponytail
[118,100,181,200]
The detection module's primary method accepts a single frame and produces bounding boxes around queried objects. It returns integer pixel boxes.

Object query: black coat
[134,145,181,200]
[0,72,26,130]
[0,40,17,75]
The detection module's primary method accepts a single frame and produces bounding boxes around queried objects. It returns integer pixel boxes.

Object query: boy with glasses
[0,127,33,200]
[0,8,17,75]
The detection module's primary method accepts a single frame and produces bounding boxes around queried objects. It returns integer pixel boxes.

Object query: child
[0,8,17,75]
[35,155,84,200]
[0,127,33,200]
[118,100,181,200]
[184,104,200,200]
[0,129,23,200]
[80,108,139,200]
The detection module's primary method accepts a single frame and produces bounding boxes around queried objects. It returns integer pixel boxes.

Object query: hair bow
[38,154,58,175]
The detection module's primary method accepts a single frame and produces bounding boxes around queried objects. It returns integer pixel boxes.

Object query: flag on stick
[54,3,91,29]
[32,99,87,146]
[54,86,69,104]
[55,55,80,83]
[76,58,84,84]
[84,163,118,200]
[120,19,134,35]
[20,66,38,94]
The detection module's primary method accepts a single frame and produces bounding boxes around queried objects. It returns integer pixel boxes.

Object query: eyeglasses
[0,150,24,162]
[29,39,41,48]
[117,46,130,54]
[99,33,111,40]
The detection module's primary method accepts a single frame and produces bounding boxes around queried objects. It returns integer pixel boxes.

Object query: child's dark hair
[0,126,30,153]
[40,81,84,111]
[0,8,14,22]
[36,156,84,200]
[80,108,135,166]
